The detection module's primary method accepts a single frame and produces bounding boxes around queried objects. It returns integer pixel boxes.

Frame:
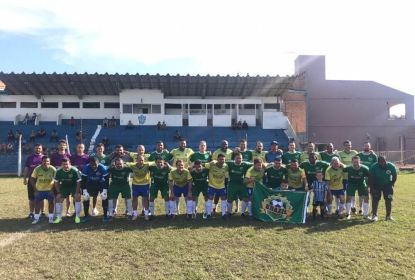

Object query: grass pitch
[0,174,414,279]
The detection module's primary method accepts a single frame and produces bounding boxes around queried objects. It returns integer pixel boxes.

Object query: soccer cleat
[74,216,81,224]
[32,219,40,225]
[127,215,133,220]
[48,218,54,224]
[91,208,99,216]
[186,214,192,219]
[132,215,139,221]
[241,213,246,217]
[53,217,62,224]
[346,214,351,220]
[363,215,370,220]
[358,210,363,215]
[312,209,317,220]
[372,215,379,222]
[227,212,232,218]
[81,216,89,223]
[66,211,73,217]
[41,212,46,217]
[385,216,394,221]
[351,207,356,214]
[202,212,208,219]
[28,213,34,219]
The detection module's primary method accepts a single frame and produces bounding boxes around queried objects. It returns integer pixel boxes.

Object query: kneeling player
[53,158,82,224]
[168,159,193,218]
[31,156,57,224]
[190,160,209,217]
[81,157,109,223]
[108,158,133,220]
[149,157,171,217]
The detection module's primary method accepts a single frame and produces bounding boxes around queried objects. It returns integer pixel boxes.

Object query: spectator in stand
[102,136,110,147]
[69,116,75,128]
[50,129,59,142]
[161,121,167,129]
[110,116,116,128]
[157,121,162,130]
[76,130,83,143]
[7,129,14,142]
[0,143,6,153]
[242,120,248,130]
[37,128,46,138]
[236,120,242,130]
[174,130,181,141]
[23,113,30,125]
[15,130,22,143]
[126,120,134,129]
[29,130,36,143]
[103,117,109,128]
[31,113,37,124]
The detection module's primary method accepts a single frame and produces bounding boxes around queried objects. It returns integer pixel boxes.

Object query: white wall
[213,115,232,127]
[238,115,256,127]
[189,115,207,126]
[262,112,288,129]
[164,115,183,126]
[120,114,164,125]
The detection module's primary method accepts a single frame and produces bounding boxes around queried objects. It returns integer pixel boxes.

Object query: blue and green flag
[252,182,309,224]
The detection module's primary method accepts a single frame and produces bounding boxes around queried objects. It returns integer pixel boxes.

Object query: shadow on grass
[0,214,371,233]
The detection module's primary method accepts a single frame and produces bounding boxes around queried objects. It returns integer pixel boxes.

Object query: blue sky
[1,0,414,95]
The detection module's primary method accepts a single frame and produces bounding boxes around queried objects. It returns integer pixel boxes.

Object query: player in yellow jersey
[325,157,346,218]
[30,155,57,224]
[299,142,322,163]
[168,159,193,218]
[251,141,267,163]
[204,154,229,219]
[212,140,233,161]
[128,145,151,162]
[169,138,194,168]
[243,158,265,217]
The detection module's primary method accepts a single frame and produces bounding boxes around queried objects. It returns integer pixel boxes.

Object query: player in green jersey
[53,158,82,224]
[319,143,339,163]
[226,152,253,216]
[338,140,359,214]
[282,141,301,165]
[232,139,253,162]
[149,156,171,217]
[189,140,212,166]
[344,156,370,219]
[148,141,171,162]
[107,158,133,221]
[190,160,209,217]
[358,142,378,168]
[300,152,329,186]
[264,157,287,190]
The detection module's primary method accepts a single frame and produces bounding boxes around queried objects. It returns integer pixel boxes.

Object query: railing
[377,150,415,164]
[285,117,298,143]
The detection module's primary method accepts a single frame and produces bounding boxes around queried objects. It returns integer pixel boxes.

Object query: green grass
[0,174,414,279]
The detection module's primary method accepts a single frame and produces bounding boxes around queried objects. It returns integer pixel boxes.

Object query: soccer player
[127,155,155,220]
[232,139,253,162]
[286,159,308,191]
[368,156,397,221]
[299,152,329,187]
[190,160,209,217]
[212,140,233,161]
[264,157,287,190]
[243,158,265,216]
[251,141,267,163]
[30,156,57,224]
[129,145,151,162]
[344,156,370,219]
[81,157,109,223]
[265,141,283,163]
[53,158,82,223]
[325,157,346,218]
[169,138,194,168]
[107,158,133,220]
[23,143,44,219]
[189,140,211,166]
[226,152,253,216]
[338,140,359,213]
[204,154,229,219]
[311,171,328,220]
[282,141,301,165]
[149,156,171,217]
[168,159,193,218]
[299,142,321,163]
[358,142,378,168]
[320,143,339,163]
[71,143,90,171]
[90,143,111,166]
[109,144,134,165]
[148,141,170,161]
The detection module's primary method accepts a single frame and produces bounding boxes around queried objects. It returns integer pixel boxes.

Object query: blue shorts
[132,184,150,198]
[331,189,345,197]
[247,188,254,198]
[35,191,54,202]
[372,185,394,201]
[207,186,226,198]
[173,185,189,198]
[343,180,348,190]
[85,182,105,197]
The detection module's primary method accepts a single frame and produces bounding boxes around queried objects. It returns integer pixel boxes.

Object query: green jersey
[232,150,253,162]
[191,169,209,189]
[369,162,397,186]
[300,160,329,184]
[345,165,369,187]
[90,153,110,166]
[357,152,378,168]
[282,151,301,165]
[320,151,340,163]
[109,166,132,186]
[54,167,82,189]
[149,165,171,187]
[148,150,171,162]
[264,166,287,189]
[226,161,253,184]
[300,152,322,163]
[338,150,359,166]
[189,152,212,164]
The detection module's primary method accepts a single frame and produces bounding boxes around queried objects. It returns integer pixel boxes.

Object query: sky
[0,0,414,95]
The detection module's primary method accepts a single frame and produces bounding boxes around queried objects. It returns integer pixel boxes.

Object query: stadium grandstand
[1,55,415,174]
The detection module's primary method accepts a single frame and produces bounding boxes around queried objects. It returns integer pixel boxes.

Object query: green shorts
[108,184,131,199]
[192,184,208,198]
[150,184,169,199]
[227,182,248,201]
[346,184,368,197]
[61,186,77,198]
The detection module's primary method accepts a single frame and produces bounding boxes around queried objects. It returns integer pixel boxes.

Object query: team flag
[252,182,309,224]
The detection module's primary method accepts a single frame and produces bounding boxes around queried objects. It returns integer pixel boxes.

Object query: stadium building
[0,55,414,173]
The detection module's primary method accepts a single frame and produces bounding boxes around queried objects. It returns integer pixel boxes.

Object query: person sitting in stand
[236,120,242,130]
[242,120,248,130]
[102,136,110,147]
[31,113,37,124]
[174,130,181,140]
[7,130,14,142]
[50,129,59,142]
[69,116,75,128]
[76,130,83,143]
[23,113,30,125]
[126,120,134,129]
[29,130,36,142]
[161,121,167,130]
[110,116,116,128]
[37,128,46,138]
[103,117,109,128]
[157,121,162,130]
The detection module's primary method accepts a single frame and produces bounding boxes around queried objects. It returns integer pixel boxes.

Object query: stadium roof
[0,72,302,99]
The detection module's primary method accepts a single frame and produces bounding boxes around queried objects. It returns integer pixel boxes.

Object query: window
[123,104,132,114]
[21,102,38,108]
[104,102,120,109]
[83,102,100,108]
[388,103,406,120]
[151,104,161,114]
[41,102,58,108]
[133,104,151,114]
[264,103,280,110]
[165,104,182,109]
[0,102,16,108]
[62,102,80,108]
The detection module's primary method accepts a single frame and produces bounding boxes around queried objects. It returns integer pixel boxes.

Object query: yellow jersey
[168,169,192,187]
[127,162,155,185]
[170,148,194,168]
[245,166,265,188]
[31,165,57,191]
[205,161,229,189]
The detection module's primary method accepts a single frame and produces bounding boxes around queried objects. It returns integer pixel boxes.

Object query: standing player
[81,157,109,223]
[226,153,253,216]
[148,141,170,161]
[212,140,233,161]
[232,139,253,162]
[190,160,209,217]
[53,158,82,224]
[168,159,193,218]
[338,140,359,213]
[265,141,283,163]
[300,142,321,163]
[30,156,57,224]
[107,158,133,220]
[189,140,211,166]
[149,156,171,217]
[251,141,267,163]
[311,171,328,220]
[320,143,339,163]
[243,158,265,217]
[282,141,301,165]
[264,157,287,190]
[325,157,346,218]
[90,143,111,166]
[286,159,308,191]
[23,143,44,219]
[300,152,329,187]
[170,138,194,168]
[204,154,229,219]
[129,145,151,162]
[368,156,397,221]
[344,156,370,219]
[69,143,89,217]
[358,142,378,168]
